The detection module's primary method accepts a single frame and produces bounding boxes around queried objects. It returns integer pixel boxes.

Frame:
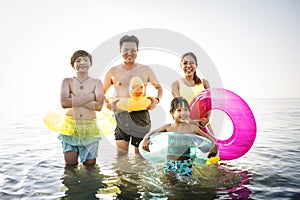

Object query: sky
[1,0,300,122]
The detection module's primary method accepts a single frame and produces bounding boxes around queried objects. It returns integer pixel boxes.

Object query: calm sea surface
[0,99,300,199]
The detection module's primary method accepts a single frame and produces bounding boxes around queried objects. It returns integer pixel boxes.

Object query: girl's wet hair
[70,50,92,68]
[119,35,139,49]
[170,97,190,112]
[180,52,202,85]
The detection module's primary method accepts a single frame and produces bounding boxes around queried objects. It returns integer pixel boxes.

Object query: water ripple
[1,100,300,199]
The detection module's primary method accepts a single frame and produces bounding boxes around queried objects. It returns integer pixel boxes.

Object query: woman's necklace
[74,77,90,89]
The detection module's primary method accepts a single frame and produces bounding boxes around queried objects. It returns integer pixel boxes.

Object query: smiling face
[120,42,138,63]
[170,97,191,123]
[70,50,92,73]
[171,102,190,123]
[73,56,92,72]
[181,55,197,78]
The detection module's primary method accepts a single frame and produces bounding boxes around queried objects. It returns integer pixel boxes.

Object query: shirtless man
[60,50,104,165]
[103,35,163,155]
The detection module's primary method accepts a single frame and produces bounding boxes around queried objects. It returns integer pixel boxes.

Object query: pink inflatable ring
[189,88,256,160]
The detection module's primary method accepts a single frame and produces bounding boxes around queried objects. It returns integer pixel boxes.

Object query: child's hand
[208,144,218,158]
[199,118,209,129]
[142,138,152,152]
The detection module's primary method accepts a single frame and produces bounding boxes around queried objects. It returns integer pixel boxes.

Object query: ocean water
[0,99,300,200]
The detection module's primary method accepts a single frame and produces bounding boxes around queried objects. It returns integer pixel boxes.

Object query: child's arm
[60,78,95,108]
[188,118,210,130]
[81,79,104,111]
[94,79,104,112]
[198,118,210,129]
[70,94,96,107]
[142,124,169,152]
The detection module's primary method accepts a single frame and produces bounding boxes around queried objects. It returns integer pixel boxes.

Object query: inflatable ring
[139,132,214,165]
[116,96,151,112]
[43,107,116,136]
[189,88,256,160]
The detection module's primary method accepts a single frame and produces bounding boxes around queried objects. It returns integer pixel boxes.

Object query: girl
[142,97,218,176]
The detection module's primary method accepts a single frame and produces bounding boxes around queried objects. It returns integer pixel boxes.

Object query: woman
[171,52,213,133]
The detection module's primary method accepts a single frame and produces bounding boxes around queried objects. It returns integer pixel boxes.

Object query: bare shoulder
[164,123,172,129]
[171,79,179,87]
[90,77,101,81]
[137,63,152,71]
[106,64,122,75]
[171,79,180,96]
[163,123,173,132]
[203,78,209,84]
[156,123,171,132]
[203,78,210,88]
[62,77,73,84]
[90,77,103,84]
[63,77,73,81]
[138,64,160,84]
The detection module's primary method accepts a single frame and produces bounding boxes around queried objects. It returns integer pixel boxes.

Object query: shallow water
[1,99,300,199]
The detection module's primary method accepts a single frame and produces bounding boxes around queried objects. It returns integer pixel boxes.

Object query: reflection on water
[61,165,104,199]
[97,155,251,199]
[1,99,300,199]
[98,155,147,199]
[0,116,253,200]
[58,153,251,199]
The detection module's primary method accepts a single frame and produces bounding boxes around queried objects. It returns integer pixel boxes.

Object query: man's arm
[147,67,163,109]
[103,69,114,110]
